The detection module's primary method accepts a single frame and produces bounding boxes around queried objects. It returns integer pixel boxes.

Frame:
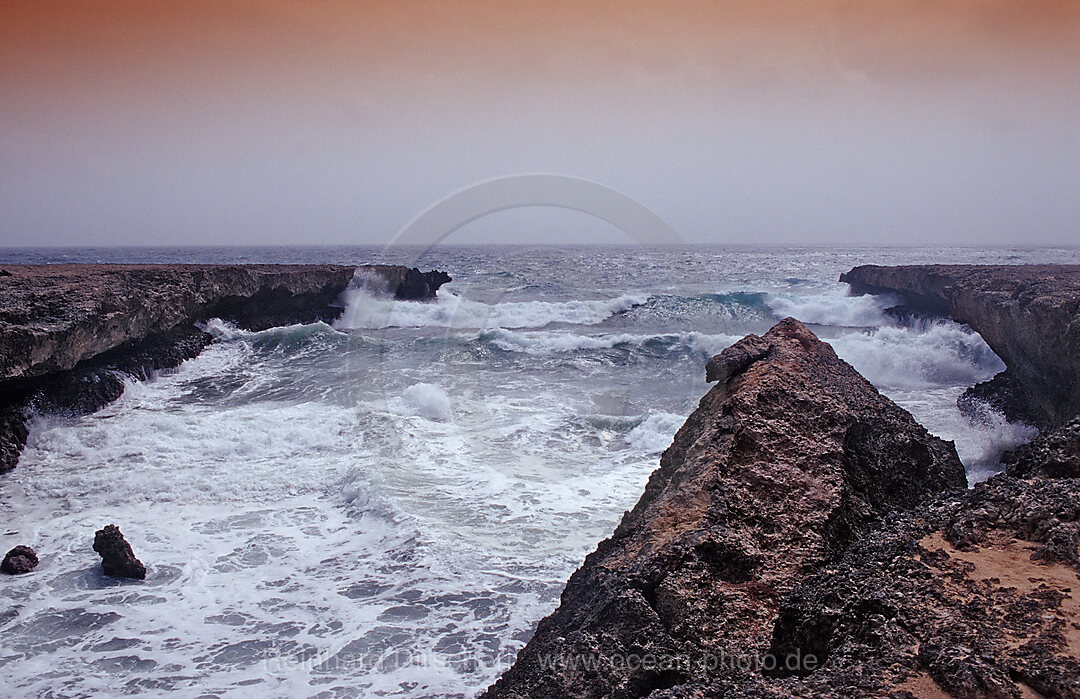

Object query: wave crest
[334,288,648,330]
[479,328,739,357]
[763,291,896,327]
[829,322,1005,389]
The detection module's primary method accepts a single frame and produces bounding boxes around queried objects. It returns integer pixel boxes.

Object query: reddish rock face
[484,318,966,699]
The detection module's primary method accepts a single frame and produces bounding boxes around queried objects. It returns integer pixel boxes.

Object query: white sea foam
[765,291,896,327]
[391,383,453,421]
[684,331,743,358]
[334,287,648,330]
[958,407,1038,484]
[626,412,685,453]
[5,348,657,698]
[480,328,740,357]
[200,318,344,343]
[829,322,1004,390]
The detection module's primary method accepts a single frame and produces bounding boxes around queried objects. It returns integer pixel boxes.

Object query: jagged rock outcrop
[747,474,1080,698]
[93,525,146,580]
[839,264,1080,429]
[360,265,453,300]
[0,263,451,472]
[1003,415,1080,479]
[484,318,966,699]
[1,545,38,575]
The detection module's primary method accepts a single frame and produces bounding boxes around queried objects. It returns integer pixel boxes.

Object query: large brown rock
[839,264,1080,429]
[483,318,966,698]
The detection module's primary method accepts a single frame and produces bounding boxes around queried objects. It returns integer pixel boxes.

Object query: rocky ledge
[486,318,1080,698]
[0,263,450,472]
[484,318,971,698]
[839,264,1080,429]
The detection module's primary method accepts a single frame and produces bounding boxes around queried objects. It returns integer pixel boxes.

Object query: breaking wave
[829,322,1005,390]
[478,328,739,357]
[200,318,345,346]
[335,288,648,330]
[763,291,896,327]
[390,383,453,421]
[626,412,685,453]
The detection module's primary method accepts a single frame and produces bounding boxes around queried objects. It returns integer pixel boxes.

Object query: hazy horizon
[3,1,1078,247]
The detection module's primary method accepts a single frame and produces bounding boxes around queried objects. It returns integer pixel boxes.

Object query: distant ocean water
[2,244,1077,697]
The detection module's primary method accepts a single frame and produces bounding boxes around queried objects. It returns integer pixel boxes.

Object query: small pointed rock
[92,525,146,580]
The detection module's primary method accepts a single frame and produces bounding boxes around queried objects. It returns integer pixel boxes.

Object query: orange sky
[5,1,1078,111]
[1,1,1079,245]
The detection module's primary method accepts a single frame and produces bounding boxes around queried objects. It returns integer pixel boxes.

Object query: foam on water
[1,341,668,697]
[829,321,1005,389]
[201,318,346,344]
[478,328,739,358]
[334,287,649,330]
[3,245,1061,697]
[764,290,897,327]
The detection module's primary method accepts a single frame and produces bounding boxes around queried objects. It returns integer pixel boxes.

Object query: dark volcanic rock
[750,475,1080,698]
[483,318,965,699]
[93,525,146,580]
[839,264,1080,429]
[0,263,452,472]
[364,265,452,300]
[0,410,30,473]
[1003,416,1080,479]
[1,545,39,575]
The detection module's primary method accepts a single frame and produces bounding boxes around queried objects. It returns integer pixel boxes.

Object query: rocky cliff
[0,263,451,472]
[484,318,968,698]
[839,265,1080,428]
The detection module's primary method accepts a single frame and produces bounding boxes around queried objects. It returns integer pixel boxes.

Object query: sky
[1,0,1078,247]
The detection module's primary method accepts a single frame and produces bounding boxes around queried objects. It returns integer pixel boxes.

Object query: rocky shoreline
[840,264,1080,429]
[0,263,450,472]
[3,262,1077,696]
[487,266,1080,698]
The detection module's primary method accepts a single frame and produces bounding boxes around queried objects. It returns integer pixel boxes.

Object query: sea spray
[764,290,899,327]
[334,287,649,330]
[828,321,1004,389]
[392,383,453,421]
[478,328,739,357]
[3,245,1064,698]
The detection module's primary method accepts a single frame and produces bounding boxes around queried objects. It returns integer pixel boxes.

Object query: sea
[1,245,1076,698]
